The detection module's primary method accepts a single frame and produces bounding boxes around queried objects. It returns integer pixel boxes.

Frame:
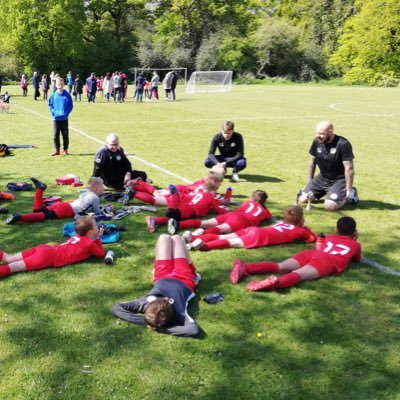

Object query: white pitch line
[361,256,400,277]
[329,103,397,117]
[13,102,191,183]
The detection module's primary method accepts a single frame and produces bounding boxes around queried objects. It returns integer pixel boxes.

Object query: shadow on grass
[233,174,284,183]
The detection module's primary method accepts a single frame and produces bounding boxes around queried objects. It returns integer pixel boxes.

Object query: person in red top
[145,172,229,233]
[169,190,271,235]
[230,216,361,290]
[0,216,105,279]
[186,205,316,251]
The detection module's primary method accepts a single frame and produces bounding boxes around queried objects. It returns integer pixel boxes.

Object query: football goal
[186,71,233,93]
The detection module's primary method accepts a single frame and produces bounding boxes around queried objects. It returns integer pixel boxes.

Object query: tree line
[0,0,399,85]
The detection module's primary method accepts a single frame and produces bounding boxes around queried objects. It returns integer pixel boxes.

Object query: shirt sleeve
[208,134,219,157]
[340,140,354,162]
[88,238,105,258]
[93,150,105,177]
[111,299,148,326]
[302,226,317,243]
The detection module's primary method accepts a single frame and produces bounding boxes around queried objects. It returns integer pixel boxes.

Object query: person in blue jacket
[48,77,73,156]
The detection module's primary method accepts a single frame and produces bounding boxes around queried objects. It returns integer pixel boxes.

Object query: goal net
[186,71,233,93]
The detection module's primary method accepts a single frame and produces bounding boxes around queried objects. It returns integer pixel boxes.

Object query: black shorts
[304,174,346,204]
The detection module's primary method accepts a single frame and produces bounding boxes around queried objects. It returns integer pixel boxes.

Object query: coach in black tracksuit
[93,133,147,191]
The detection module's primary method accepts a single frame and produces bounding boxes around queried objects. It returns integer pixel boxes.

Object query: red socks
[20,212,46,223]
[190,233,219,243]
[154,217,169,226]
[33,188,45,211]
[245,261,280,275]
[203,227,221,234]
[134,180,155,194]
[201,239,230,251]
[177,219,202,229]
[0,265,11,278]
[133,192,155,205]
[275,272,302,288]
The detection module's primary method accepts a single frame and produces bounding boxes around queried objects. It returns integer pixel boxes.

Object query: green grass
[0,84,400,400]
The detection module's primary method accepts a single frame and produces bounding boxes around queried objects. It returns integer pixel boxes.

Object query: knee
[323,200,341,211]
[235,159,247,172]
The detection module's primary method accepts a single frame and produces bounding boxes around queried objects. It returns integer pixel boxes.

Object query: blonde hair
[88,176,104,190]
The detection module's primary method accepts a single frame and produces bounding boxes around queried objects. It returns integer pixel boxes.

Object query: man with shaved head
[93,133,148,191]
[297,121,358,211]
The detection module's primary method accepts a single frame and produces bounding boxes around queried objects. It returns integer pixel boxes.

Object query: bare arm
[308,156,317,181]
[343,160,354,198]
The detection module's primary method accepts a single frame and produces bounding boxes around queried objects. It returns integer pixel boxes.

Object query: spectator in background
[41,74,49,102]
[162,71,173,100]
[204,120,246,182]
[120,72,127,101]
[112,71,122,103]
[102,73,113,102]
[32,72,40,101]
[65,71,74,93]
[150,71,159,101]
[135,73,145,103]
[74,74,83,101]
[171,71,178,101]
[86,72,97,103]
[20,74,28,97]
[97,76,104,97]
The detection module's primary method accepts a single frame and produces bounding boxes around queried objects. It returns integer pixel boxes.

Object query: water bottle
[104,250,115,265]
[316,233,325,251]
[224,187,233,200]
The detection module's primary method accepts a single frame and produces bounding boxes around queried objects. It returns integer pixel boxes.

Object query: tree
[252,18,302,77]
[330,0,400,84]
[0,0,86,75]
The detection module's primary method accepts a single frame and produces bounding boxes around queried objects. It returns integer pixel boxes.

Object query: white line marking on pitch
[329,103,397,117]
[13,102,191,183]
[361,256,400,277]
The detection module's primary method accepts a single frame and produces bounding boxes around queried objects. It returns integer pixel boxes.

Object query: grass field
[0,83,400,400]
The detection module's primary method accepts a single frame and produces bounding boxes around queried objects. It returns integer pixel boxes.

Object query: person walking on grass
[48,77,73,156]
[230,216,361,291]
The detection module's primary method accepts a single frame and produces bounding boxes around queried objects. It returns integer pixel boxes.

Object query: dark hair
[75,216,95,236]
[144,299,174,330]
[337,216,356,236]
[252,190,268,205]
[283,205,303,225]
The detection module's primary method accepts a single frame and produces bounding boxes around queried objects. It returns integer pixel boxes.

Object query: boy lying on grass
[185,205,316,251]
[5,177,104,224]
[169,189,271,235]
[111,234,200,338]
[0,216,104,278]
[230,216,361,291]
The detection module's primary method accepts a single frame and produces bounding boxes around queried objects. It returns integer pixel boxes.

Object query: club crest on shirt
[96,158,101,163]
[231,143,236,147]
[116,155,121,160]
[330,148,337,154]
[317,148,322,153]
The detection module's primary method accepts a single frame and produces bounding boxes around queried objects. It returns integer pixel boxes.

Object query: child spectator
[5,177,104,224]
[20,74,28,96]
[186,205,316,251]
[230,216,361,290]
[111,234,200,337]
[41,75,49,101]
[0,216,104,279]
[168,190,271,235]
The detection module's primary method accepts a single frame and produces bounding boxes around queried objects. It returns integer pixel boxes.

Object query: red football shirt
[54,235,105,266]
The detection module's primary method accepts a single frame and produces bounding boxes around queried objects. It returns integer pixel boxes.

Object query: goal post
[186,71,233,93]
[133,68,187,85]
